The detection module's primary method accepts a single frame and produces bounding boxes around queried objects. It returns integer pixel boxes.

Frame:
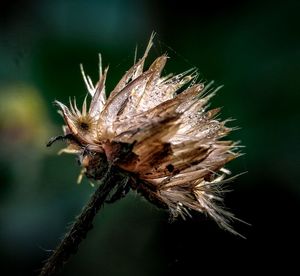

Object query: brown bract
[54,34,242,236]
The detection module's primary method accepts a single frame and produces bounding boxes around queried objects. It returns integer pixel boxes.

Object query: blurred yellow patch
[0,84,54,149]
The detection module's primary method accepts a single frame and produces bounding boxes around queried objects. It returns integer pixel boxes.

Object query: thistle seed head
[51,33,243,236]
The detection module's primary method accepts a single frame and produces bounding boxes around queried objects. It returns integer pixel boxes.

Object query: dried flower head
[48,34,242,236]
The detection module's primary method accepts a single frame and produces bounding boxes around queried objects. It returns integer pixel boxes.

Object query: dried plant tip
[51,34,244,236]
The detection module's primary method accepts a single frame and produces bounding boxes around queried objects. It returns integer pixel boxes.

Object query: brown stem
[39,166,125,276]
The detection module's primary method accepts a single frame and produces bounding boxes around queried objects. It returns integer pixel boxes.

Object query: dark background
[0,0,299,275]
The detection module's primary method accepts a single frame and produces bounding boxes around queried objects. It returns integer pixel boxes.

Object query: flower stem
[39,166,124,276]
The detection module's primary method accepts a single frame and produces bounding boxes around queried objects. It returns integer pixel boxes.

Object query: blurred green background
[0,0,299,275]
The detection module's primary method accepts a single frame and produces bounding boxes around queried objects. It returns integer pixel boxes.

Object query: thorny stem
[39,166,126,276]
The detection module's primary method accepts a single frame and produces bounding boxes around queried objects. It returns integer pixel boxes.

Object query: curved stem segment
[39,166,125,276]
